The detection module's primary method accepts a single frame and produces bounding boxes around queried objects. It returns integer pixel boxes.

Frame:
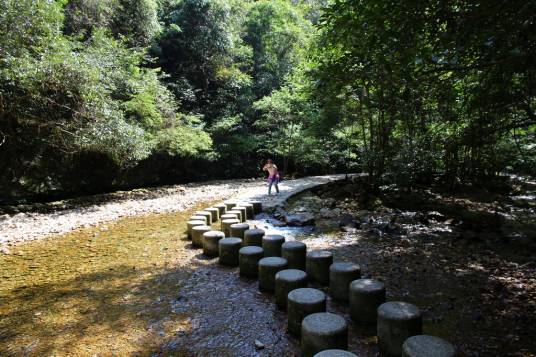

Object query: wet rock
[339,214,360,232]
[284,213,315,227]
[427,211,445,221]
[254,339,265,350]
[0,247,11,255]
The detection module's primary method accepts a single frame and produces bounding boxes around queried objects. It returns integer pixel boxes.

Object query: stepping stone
[282,241,306,270]
[205,207,220,222]
[349,279,386,323]
[329,262,361,301]
[227,209,243,222]
[221,213,239,221]
[239,246,264,278]
[377,301,422,356]
[244,228,265,247]
[191,225,211,248]
[306,250,333,285]
[287,288,326,336]
[214,203,227,216]
[301,312,348,357]
[187,220,206,240]
[224,200,237,211]
[313,350,358,357]
[402,335,456,357]
[189,215,207,224]
[250,200,262,214]
[218,237,242,266]
[258,257,288,292]
[275,269,308,310]
[234,206,247,222]
[203,231,225,257]
[194,210,212,225]
[221,218,240,236]
[262,234,285,257]
[242,203,255,219]
[230,223,249,240]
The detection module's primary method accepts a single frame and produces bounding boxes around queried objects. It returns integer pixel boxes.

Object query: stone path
[0,174,348,245]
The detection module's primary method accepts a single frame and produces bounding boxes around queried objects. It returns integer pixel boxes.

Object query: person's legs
[274,179,279,194]
[268,179,273,195]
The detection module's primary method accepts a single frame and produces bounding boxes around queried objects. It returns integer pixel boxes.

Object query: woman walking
[262,159,280,195]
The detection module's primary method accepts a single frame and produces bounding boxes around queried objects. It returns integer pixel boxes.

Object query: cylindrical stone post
[187,220,206,240]
[275,269,308,310]
[377,301,423,356]
[221,218,240,236]
[203,230,225,257]
[262,234,285,257]
[313,350,358,357]
[402,335,456,357]
[214,203,227,217]
[218,237,242,266]
[194,210,212,225]
[230,223,249,240]
[191,225,211,248]
[301,312,348,357]
[224,201,236,211]
[227,209,243,222]
[244,228,265,247]
[189,215,207,224]
[221,213,239,221]
[250,201,262,214]
[239,246,264,278]
[287,288,326,336]
[258,257,288,293]
[349,279,386,324]
[205,207,219,222]
[306,250,333,285]
[282,241,307,270]
[234,206,247,222]
[329,262,361,301]
[242,203,255,219]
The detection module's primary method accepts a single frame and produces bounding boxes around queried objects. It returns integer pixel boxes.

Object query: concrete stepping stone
[230,223,249,240]
[244,228,265,247]
[402,335,456,357]
[282,241,307,270]
[306,250,333,285]
[233,206,247,222]
[329,262,361,301]
[301,312,348,357]
[194,210,212,225]
[377,301,422,356]
[218,237,242,266]
[262,234,285,257]
[214,203,227,216]
[224,200,237,211]
[221,218,240,236]
[241,203,255,219]
[203,230,225,257]
[239,246,264,278]
[313,350,358,357]
[227,209,243,222]
[205,207,220,222]
[191,225,211,248]
[258,257,288,292]
[221,213,239,221]
[250,200,262,214]
[189,215,207,224]
[187,220,206,240]
[349,279,386,323]
[275,269,308,310]
[287,288,326,336]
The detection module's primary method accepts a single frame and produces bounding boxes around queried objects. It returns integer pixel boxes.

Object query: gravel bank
[0,174,347,246]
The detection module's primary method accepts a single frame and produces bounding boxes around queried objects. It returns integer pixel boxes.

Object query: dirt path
[0,174,347,246]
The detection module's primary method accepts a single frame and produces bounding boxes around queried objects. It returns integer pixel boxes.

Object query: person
[262,159,280,195]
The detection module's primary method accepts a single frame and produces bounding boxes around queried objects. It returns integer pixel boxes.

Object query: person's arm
[262,164,268,171]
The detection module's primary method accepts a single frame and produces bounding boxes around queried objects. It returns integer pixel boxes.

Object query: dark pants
[268,177,279,195]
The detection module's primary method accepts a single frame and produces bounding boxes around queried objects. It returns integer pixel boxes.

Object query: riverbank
[0,174,348,246]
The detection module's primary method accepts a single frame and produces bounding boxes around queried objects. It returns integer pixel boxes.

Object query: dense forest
[1,0,534,200]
